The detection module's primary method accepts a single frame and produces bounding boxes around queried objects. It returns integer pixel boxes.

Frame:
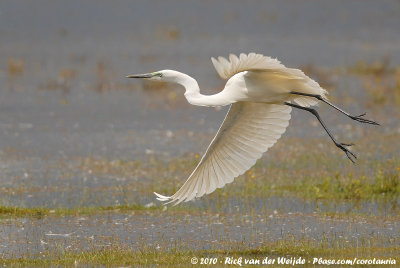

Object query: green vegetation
[270,168,399,201]
[1,133,399,218]
[0,204,162,218]
[153,134,400,205]
[1,240,398,266]
[346,59,400,106]
[1,60,399,265]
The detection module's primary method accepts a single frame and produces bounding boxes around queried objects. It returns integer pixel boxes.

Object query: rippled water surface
[0,0,399,258]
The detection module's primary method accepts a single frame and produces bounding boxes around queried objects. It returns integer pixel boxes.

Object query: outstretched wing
[211,53,328,107]
[211,53,285,80]
[154,103,292,205]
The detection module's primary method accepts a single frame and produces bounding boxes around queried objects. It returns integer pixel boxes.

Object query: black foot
[336,143,357,163]
[349,113,380,125]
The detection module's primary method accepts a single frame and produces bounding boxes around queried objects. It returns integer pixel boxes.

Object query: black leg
[290,91,379,125]
[285,102,357,163]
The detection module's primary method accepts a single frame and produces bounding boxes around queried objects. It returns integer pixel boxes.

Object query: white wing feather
[211,53,285,80]
[154,103,291,205]
[211,53,328,107]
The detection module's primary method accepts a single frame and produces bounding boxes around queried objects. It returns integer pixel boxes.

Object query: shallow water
[0,0,399,258]
[1,0,399,158]
[1,210,399,258]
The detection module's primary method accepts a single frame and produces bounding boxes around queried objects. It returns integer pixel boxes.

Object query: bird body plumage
[127,52,377,205]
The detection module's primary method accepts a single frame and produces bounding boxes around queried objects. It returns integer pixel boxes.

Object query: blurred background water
[1,0,399,158]
[0,0,399,257]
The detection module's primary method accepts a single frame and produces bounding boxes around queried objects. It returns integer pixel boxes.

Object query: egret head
[126,69,181,83]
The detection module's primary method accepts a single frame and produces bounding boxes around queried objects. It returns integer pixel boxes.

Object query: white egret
[127,53,378,205]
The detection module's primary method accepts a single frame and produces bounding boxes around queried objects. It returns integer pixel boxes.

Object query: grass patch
[1,241,398,266]
[1,134,399,217]
[347,58,394,76]
[278,170,400,201]
[196,135,400,205]
[0,203,204,218]
[346,59,400,106]
[0,204,160,218]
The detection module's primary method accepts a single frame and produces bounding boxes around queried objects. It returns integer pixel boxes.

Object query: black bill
[126,73,155,79]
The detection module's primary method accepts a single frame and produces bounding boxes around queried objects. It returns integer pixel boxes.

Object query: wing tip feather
[154,192,171,201]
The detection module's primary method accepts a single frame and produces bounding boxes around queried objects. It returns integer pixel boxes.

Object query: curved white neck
[173,72,232,107]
